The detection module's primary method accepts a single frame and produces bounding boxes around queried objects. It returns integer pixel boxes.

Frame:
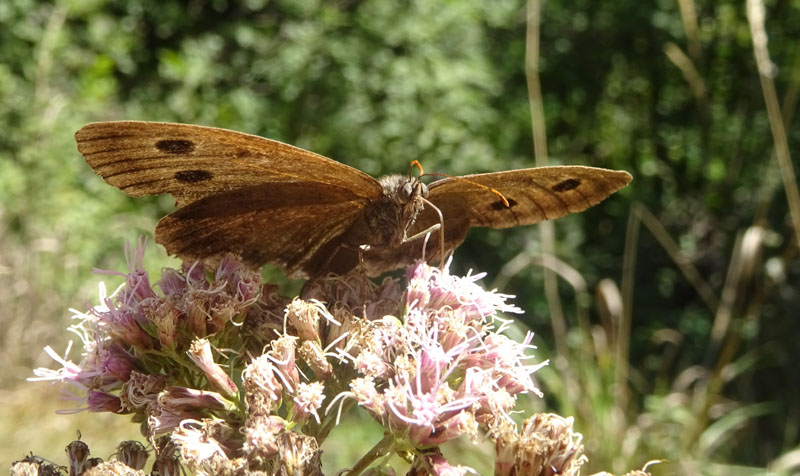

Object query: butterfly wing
[427,166,632,229]
[361,166,632,273]
[75,121,383,206]
[155,182,367,276]
[76,121,384,275]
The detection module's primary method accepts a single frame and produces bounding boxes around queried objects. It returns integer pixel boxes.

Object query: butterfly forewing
[75,121,382,207]
[426,166,632,229]
[357,166,632,275]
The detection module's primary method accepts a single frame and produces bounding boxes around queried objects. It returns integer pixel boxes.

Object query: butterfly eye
[419,182,429,198]
[402,181,415,200]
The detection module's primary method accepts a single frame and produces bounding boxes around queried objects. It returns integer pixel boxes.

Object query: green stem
[347,433,394,476]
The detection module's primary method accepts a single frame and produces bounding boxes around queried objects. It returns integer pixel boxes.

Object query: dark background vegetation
[1,0,798,474]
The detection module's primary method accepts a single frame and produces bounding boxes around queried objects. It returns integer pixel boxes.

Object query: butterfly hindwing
[155,182,368,276]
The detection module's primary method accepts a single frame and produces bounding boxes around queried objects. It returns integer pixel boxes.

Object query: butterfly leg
[357,244,369,271]
[404,198,446,272]
[330,241,369,274]
[401,194,444,245]
[403,224,446,273]
[401,223,440,244]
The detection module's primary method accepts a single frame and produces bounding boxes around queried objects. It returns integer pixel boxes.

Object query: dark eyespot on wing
[156,139,195,154]
[552,178,580,192]
[490,197,518,210]
[175,170,213,183]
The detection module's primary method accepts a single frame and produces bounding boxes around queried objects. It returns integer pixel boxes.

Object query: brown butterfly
[76,121,632,277]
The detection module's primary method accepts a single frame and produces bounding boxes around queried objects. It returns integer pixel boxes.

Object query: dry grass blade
[635,204,720,311]
[619,203,721,409]
[706,225,765,365]
[532,253,591,335]
[767,447,800,474]
[746,0,800,249]
[618,204,640,410]
[676,0,701,59]
[491,247,535,290]
[706,226,765,371]
[526,0,567,356]
[664,42,708,111]
[596,278,623,346]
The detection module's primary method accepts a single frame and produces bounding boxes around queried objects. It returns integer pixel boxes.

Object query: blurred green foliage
[2,0,799,473]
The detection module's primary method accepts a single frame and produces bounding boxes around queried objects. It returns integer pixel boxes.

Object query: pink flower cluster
[28,240,593,476]
[337,262,545,452]
[32,239,264,425]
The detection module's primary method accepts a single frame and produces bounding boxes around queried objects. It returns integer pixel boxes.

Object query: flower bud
[492,413,586,476]
[120,370,166,411]
[291,381,325,424]
[187,339,238,398]
[66,439,90,476]
[87,390,122,413]
[242,353,283,417]
[285,298,323,342]
[100,341,140,383]
[158,386,234,413]
[84,460,145,476]
[299,340,333,378]
[116,441,148,470]
[185,292,210,338]
[269,336,299,391]
[243,415,286,461]
[148,299,180,350]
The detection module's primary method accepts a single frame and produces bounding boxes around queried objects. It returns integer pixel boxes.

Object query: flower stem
[347,433,394,476]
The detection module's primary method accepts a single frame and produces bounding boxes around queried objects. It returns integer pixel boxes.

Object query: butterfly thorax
[356,174,428,249]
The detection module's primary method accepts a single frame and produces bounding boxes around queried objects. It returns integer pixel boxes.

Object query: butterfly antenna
[424,172,511,208]
[409,159,425,178]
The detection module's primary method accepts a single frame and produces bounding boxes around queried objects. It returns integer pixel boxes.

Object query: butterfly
[76,121,632,277]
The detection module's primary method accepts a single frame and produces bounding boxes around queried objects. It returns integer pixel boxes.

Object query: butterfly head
[400,177,429,204]
[378,174,429,208]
